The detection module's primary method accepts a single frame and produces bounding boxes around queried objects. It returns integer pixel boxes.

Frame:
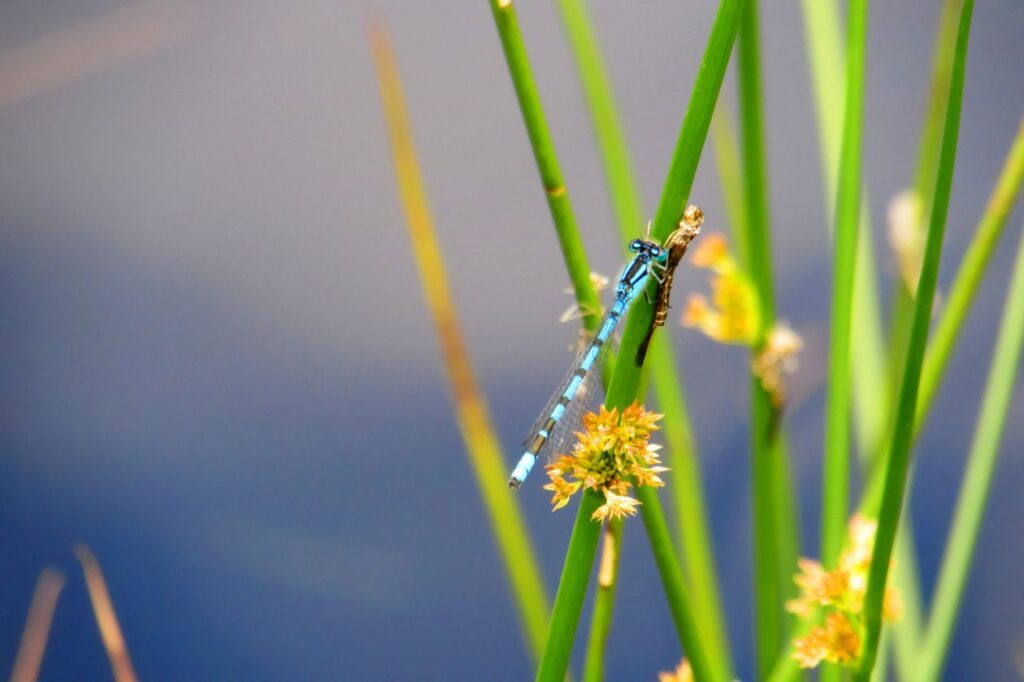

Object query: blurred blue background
[1,1,1022,679]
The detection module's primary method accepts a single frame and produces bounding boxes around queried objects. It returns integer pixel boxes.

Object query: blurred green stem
[917,225,1024,681]
[489,0,601,335]
[916,115,1024,425]
[555,1,734,677]
[855,1,974,677]
[600,1,748,679]
[821,0,867,571]
[582,521,622,682]
[736,1,800,675]
[553,0,642,235]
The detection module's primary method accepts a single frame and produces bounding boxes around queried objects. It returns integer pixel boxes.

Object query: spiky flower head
[544,402,666,522]
[793,612,862,669]
[787,514,902,670]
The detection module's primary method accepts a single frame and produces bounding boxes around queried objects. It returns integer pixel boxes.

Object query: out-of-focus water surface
[1,1,1022,679]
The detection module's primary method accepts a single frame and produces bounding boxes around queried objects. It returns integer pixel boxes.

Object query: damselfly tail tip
[508,476,523,490]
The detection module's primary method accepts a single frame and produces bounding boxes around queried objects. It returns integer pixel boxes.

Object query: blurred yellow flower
[543,403,666,522]
[657,658,693,682]
[683,234,802,406]
[682,234,761,345]
[787,515,902,669]
[786,558,851,617]
[793,612,861,668]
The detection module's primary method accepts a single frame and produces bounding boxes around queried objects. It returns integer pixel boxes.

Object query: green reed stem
[553,0,643,236]
[864,28,1024,682]
[736,0,775,330]
[887,0,963,412]
[891,523,925,680]
[537,489,605,682]
[913,0,965,205]
[712,100,805,668]
[736,2,801,674]
[917,225,1024,682]
[649,0,746,242]
[486,5,609,678]
[582,521,622,682]
[916,116,1024,425]
[600,2,746,679]
[495,1,744,677]
[855,2,974,678]
[555,1,734,678]
[800,0,888,466]
[800,2,921,672]
[648,336,733,681]
[821,0,867,569]
[710,104,750,268]
[489,0,601,334]
[748,380,782,677]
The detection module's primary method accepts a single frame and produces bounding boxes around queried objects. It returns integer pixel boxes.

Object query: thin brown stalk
[75,544,138,682]
[10,568,65,682]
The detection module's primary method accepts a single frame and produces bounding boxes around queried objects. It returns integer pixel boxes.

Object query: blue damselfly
[509,237,668,489]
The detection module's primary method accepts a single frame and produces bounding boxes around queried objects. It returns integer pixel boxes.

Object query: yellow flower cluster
[657,658,693,682]
[544,403,666,522]
[788,515,903,669]
[682,234,802,407]
[682,234,761,345]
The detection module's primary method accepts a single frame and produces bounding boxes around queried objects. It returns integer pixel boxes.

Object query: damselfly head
[630,237,668,263]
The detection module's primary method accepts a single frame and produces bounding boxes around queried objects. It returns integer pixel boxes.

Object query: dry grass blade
[75,544,138,682]
[10,568,66,682]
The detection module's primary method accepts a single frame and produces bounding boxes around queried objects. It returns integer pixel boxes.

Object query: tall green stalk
[554,1,733,678]
[798,1,930,673]
[538,489,606,682]
[488,0,601,335]
[917,226,1024,681]
[490,0,746,678]
[582,521,622,682]
[916,116,1024,425]
[736,1,798,674]
[603,0,748,671]
[647,339,732,681]
[710,105,751,268]
[913,0,966,207]
[552,0,643,235]
[855,1,974,677]
[799,0,888,460]
[821,0,867,570]
[537,2,747,679]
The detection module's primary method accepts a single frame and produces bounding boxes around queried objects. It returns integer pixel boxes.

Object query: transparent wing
[540,364,604,462]
[522,319,614,461]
